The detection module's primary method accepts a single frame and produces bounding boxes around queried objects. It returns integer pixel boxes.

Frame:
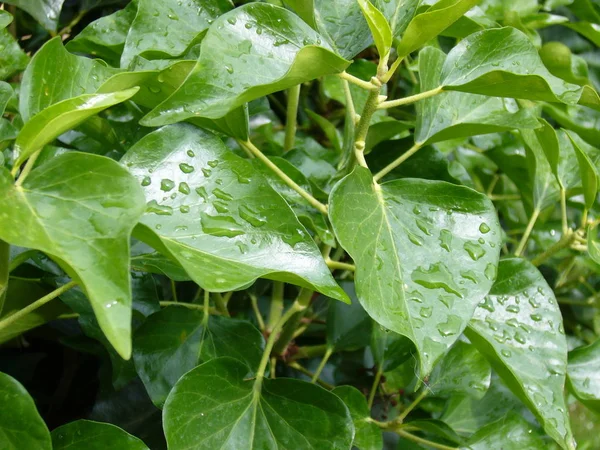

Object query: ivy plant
[0,0,599,449]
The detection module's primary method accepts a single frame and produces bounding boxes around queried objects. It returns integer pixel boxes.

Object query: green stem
[326,259,355,272]
[311,346,334,383]
[531,229,577,267]
[377,87,443,110]
[0,281,77,331]
[560,188,569,235]
[238,140,328,215]
[0,240,9,315]
[338,71,378,91]
[395,430,458,450]
[288,362,334,390]
[373,142,422,182]
[202,290,210,325]
[272,289,313,355]
[396,388,428,423]
[289,344,329,361]
[368,364,384,409]
[159,300,214,313]
[514,208,541,257]
[170,279,178,302]
[268,281,284,332]
[489,194,521,201]
[214,293,230,317]
[8,249,38,272]
[284,85,301,152]
[13,150,41,186]
[249,293,265,331]
[354,79,383,169]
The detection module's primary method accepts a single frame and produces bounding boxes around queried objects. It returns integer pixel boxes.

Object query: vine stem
[560,188,569,235]
[377,87,443,110]
[326,259,355,272]
[289,344,329,361]
[284,84,301,152]
[373,142,422,182]
[272,289,313,355]
[531,229,578,267]
[0,281,77,331]
[396,388,428,423]
[367,364,384,409]
[237,140,328,215]
[337,71,378,91]
[159,301,216,314]
[248,293,265,331]
[13,150,41,186]
[214,293,230,317]
[353,78,383,169]
[514,208,541,257]
[288,362,334,390]
[202,290,210,325]
[311,346,333,383]
[395,430,458,450]
[268,281,284,332]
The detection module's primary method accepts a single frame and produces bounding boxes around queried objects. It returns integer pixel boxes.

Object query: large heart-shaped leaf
[0,153,145,359]
[51,420,149,450]
[329,167,502,376]
[415,46,540,145]
[121,124,347,301]
[163,357,354,449]
[465,258,575,450]
[133,306,264,407]
[332,386,382,450]
[0,371,51,449]
[142,3,349,125]
[567,339,600,414]
[120,0,233,68]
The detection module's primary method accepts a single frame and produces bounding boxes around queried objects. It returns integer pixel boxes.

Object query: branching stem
[373,142,422,182]
[284,84,301,152]
[377,87,443,110]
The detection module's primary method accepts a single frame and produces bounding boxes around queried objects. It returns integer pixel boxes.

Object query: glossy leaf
[540,41,591,86]
[133,306,264,407]
[0,29,29,81]
[370,324,415,372]
[14,88,139,167]
[3,0,65,31]
[332,385,382,450]
[565,131,599,209]
[416,46,540,145]
[0,153,146,359]
[440,27,583,104]
[372,0,420,43]
[396,0,480,59]
[465,258,575,450]
[120,0,233,68]
[0,10,12,29]
[142,3,349,124]
[52,420,149,450]
[567,339,600,413]
[0,371,51,449]
[429,340,491,399]
[467,412,547,449]
[121,124,348,301]
[357,0,392,58]
[327,282,372,351]
[330,167,502,376]
[163,357,354,449]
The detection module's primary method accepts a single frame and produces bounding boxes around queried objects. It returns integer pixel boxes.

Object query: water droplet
[464,241,485,261]
[202,168,212,177]
[413,206,421,215]
[439,229,452,252]
[195,186,209,202]
[411,263,464,298]
[479,222,491,234]
[175,225,188,232]
[213,188,233,201]
[274,38,288,46]
[179,163,195,174]
[213,201,229,214]
[141,176,151,187]
[506,305,520,314]
[461,270,478,283]
[479,297,495,312]
[437,315,462,337]
[160,179,175,191]
[225,65,234,74]
[200,213,244,238]
[529,297,540,308]
[501,349,512,358]
[168,13,179,20]
[155,224,162,230]
[408,233,423,246]
[530,313,542,322]
[256,28,263,35]
[227,17,236,25]
[239,205,266,228]
[419,307,432,318]
[180,205,190,214]
[146,200,173,216]
[484,263,497,281]
[245,22,252,29]
[187,149,195,157]
[515,332,526,344]
[415,218,432,236]
[179,182,190,195]
[208,159,219,168]
[148,86,161,94]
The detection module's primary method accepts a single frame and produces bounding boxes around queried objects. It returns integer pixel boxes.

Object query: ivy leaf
[133,306,264,407]
[396,0,480,59]
[142,3,349,125]
[332,386,382,450]
[465,258,575,450]
[416,46,540,145]
[440,27,584,105]
[540,41,591,86]
[0,29,29,81]
[327,282,372,351]
[51,420,149,450]
[14,88,139,167]
[121,124,348,301]
[565,131,600,210]
[330,167,502,376]
[3,0,65,32]
[120,0,233,68]
[567,339,600,414]
[357,0,392,58]
[0,371,51,449]
[0,153,146,359]
[372,0,419,43]
[467,412,547,449]
[370,324,415,372]
[163,357,354,449]
[429,341,491,399]
[282,0,316,28]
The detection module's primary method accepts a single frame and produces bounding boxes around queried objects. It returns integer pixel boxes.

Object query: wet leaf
[332,385,382,450]
[51,420,149,450]
[567,339,600,414]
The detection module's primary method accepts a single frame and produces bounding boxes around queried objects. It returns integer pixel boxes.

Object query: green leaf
[440,27,584,105]
[416,46,540,145]
[0,371,51,449]
[0,29,29,81]
[372,0,420,43]
[465,258,575,450]
[565,130,599,210]
[357,0,392,58]
[588,222,600,265]
[142,3,349,124]
[565,21,600,47]
[371,324,415,372]
[121,124,348,301]
[330,167,502,376]
[543,104,600,149]
[66,2,137,67]
[131,245,191,282]
[3,0,65,32]
[396,0,480,59]
[402,419,465,445]
[133,306,264,407]
[327,282,372,351]
[0,10,12,29]
[467,412,547,449]
[282,0,316,28]
[14,88,139,167]
[332,385,382,450]
[52,420,149,450]
[120,0,233,68]
[540,41,591,86]
[567,339,600,414]
[20,38,118,121]
[163,357,354,449]
[429,341,491,399]
[0,153,146,359]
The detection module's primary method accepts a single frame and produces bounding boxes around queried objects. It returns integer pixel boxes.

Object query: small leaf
[51,420,149,450]
[3,0,65,32]
[372,0,420,43]
[0,29,29,81]
[0,153,146,359]
[588,222,600,265]
[327,282,372,351]
[142,3,349,125]
[370,324,415,372]
[467,412,547,450]
[163,357,354,449]
[330,168,502,376]
[567,339,600,414]
[332,385,382,450]
[396,0,480,59]
[133,306,264,407]
[357,0,393,58]
[565,130,600,210]
[0,371,51,449]
[440,27,583,104]
[0,10,13,29]
[465,258,575,450]
[121,124,348,301]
